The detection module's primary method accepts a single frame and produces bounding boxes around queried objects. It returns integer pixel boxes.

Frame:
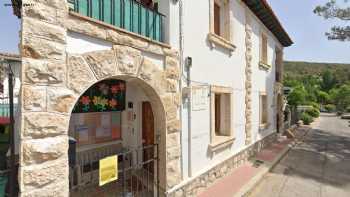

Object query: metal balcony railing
[68,0,164,42]
[0,97,17,124]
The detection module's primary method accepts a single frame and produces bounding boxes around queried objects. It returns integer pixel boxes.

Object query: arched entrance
[68,77,164,196]
[19,46,181,196]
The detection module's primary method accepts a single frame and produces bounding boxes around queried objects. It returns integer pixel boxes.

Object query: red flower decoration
[110,85,119,94]
[109,99,118,108]
[80,96,90,105]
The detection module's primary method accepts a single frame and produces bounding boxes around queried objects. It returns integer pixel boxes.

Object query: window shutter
[214,3,221,36]
[215,94,221,135]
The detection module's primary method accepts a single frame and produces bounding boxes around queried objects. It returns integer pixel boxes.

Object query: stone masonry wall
[19,1,181,196]
[244,14,253,145]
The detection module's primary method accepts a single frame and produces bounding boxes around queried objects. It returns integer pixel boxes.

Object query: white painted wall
[66,31,112,54]
[180,0,283,180]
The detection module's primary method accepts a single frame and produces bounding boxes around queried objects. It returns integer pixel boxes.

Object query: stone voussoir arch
[65,45,182,189]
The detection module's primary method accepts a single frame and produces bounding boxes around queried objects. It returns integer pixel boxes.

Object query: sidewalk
[198,126,310,197]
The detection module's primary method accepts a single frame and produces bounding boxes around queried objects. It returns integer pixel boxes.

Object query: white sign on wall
[191,86,209,111]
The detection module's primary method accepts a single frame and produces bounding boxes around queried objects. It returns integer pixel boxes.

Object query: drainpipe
[177,0,186,179]
[185,58,192,178]
[178,0,193,178]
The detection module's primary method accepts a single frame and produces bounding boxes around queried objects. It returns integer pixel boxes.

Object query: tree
[321,70,336,92]
[317,90,331,104]
[314,0,350,41]
[330,84,350,111]
[287,86,308,107]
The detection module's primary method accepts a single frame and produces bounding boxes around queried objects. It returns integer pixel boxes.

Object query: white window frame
[259,32,271,70]
[259,92,270,130]
[209,85,234,151]
[208,0,236,53]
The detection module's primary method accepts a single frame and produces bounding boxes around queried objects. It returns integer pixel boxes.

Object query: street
[248,113,350,197]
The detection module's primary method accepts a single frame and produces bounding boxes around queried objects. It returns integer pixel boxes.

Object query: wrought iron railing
[69,144,160,197]
[68,0,164,42]
[0,97,18,123]
[0,170,9,197]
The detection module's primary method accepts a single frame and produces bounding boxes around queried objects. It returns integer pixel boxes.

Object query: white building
[10,0,292,196]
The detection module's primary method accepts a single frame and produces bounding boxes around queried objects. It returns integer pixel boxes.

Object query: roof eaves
[242,0,293,47]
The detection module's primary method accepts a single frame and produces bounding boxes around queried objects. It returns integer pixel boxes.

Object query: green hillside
[284,61,350,84]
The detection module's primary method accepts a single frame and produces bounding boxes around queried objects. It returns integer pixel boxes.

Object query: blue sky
[268,0,350,63]
[0,0,20,54]
[0,0,349,63]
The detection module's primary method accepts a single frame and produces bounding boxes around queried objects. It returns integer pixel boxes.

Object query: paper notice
[99,155,118,186]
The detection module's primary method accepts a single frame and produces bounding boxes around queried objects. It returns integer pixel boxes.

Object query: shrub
[307,102,320,110]
[300,112,313,125]
[325,104,336,112]
[306,107,320,118]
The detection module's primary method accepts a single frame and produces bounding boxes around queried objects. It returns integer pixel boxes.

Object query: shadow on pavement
[270,126,350,188]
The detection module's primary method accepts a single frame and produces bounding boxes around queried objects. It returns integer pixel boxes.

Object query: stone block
[138,58,161,81]
[166,106,178,121]
[21,180,69,197]
[27,0,67,9]
[23,85,47,111]
[167,146,181,161]
[47,87,77,113]
[22,36,65,60]
[115,45,142,75]
[67,55,97,93]
[23,112,69,138]
[23,17,66,43]
[167,132,180,148]
[167,119,181,134]
[163,48,179,58]
[165,57,180,80]
[166,79,178,93]
[23,58,66,85]
[83,50,117,79]
[23,3,61,25]
[167,159,181,188]
[22,136,68,164]
[66,17,107,40]
[22,158,68,191]
[147,44,163,55]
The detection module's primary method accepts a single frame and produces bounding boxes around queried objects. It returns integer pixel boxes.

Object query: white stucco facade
[179,0,285,181]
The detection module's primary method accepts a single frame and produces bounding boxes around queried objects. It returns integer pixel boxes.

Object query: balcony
[67,0,164,42]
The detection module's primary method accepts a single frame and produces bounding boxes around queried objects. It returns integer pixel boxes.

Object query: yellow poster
[99,155,118,186]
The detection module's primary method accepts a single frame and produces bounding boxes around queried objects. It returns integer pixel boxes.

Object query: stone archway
[19,45,181,196]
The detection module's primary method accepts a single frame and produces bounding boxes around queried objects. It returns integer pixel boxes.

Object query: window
[212,0,230,40]
[208,0,235,53]
[210,86,234,150]
[260,34,268,65]
[260,93,269,129]
[275,49,283,82]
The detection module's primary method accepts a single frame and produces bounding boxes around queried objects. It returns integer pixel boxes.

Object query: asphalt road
[248,113,350,197]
